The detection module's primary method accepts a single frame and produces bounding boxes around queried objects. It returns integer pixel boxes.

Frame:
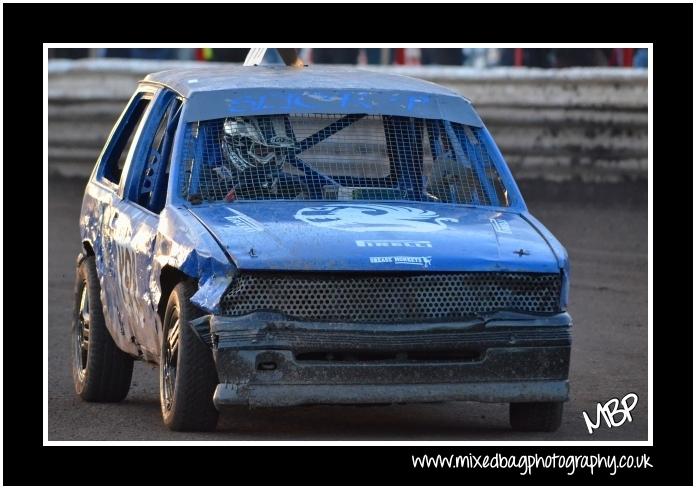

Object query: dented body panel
[77,65,572,411]
[80,187,236,357]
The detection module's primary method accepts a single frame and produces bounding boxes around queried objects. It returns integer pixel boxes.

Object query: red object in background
[195,48,205,61]
[514,48,524,67]
[610,48,635,67]
[394,48,405,65]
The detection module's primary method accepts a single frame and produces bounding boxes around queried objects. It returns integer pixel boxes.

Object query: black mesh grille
[220,272,562,323]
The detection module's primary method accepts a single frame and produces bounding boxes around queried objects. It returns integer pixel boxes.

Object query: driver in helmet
[217,116,296,200]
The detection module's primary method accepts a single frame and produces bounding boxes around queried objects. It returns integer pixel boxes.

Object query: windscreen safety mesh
[180,114,509,206]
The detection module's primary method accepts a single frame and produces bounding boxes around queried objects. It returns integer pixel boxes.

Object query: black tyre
[510,401,563,432]
[160,281,219,431]
[72,255,134,401]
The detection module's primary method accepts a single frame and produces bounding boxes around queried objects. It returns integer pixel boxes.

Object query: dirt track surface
[48,177,648,441]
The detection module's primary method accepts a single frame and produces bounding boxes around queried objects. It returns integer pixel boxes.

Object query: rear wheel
[72,255,134,401]
[510,401,564,432]
[160,281,219,431]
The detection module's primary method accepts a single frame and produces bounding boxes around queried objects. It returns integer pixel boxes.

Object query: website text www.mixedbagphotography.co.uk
[411,452,653,476]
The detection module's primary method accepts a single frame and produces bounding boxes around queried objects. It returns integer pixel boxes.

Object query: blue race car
[72,59,571,432]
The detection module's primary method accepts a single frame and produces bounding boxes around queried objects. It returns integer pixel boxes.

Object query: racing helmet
[220,117,295,190]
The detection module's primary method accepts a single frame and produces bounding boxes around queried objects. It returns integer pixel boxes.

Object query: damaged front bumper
[190,312,572,409]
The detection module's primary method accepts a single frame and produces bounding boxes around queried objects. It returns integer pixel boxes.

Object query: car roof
[143,65,481,126]
[143,65,468,100]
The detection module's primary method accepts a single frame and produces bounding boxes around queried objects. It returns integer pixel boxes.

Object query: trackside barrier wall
[48,60,647,182]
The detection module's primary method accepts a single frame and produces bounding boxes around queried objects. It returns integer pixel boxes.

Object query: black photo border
[12,2,692,485]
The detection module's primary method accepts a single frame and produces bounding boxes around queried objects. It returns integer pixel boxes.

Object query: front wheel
[510,401,564,432]
[160,281,219,431]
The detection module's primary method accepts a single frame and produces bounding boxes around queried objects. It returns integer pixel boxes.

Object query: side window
[101,95,151,185]
[131,96,182,214]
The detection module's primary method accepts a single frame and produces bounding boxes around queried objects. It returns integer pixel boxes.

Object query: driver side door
[101,88,182,362]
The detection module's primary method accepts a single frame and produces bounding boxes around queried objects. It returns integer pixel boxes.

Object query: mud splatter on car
[72,52,571,432]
